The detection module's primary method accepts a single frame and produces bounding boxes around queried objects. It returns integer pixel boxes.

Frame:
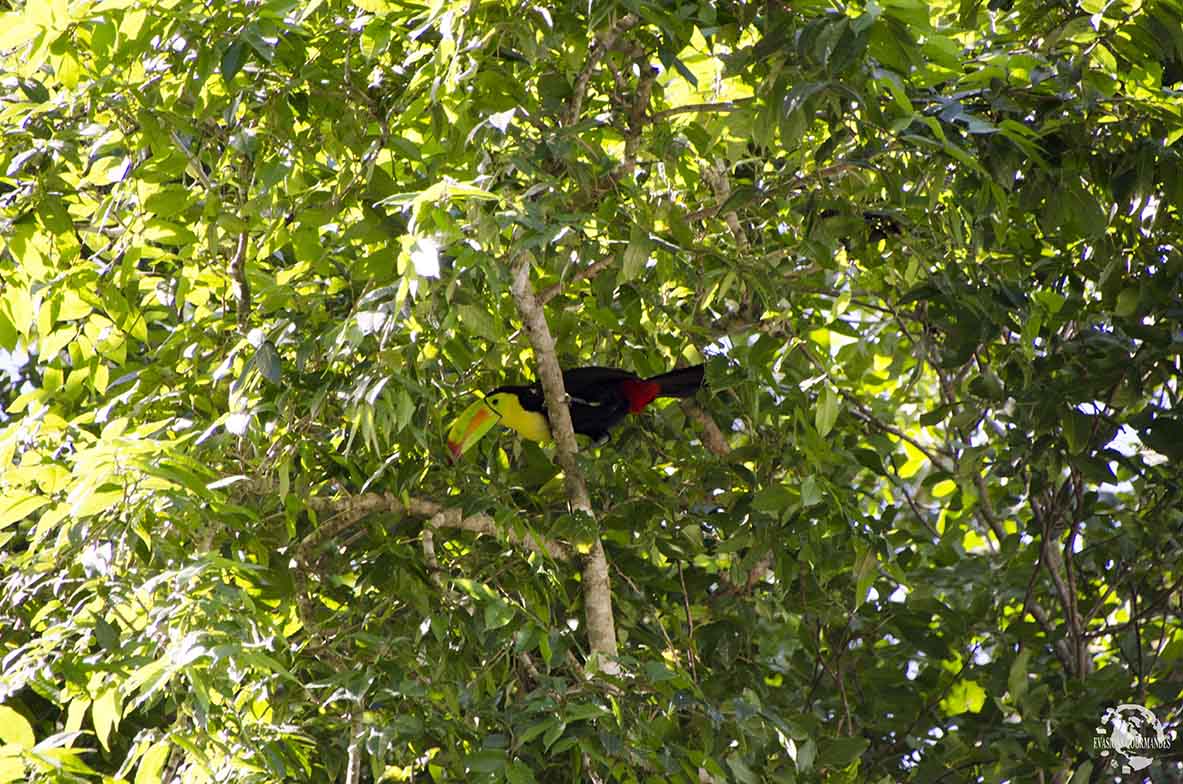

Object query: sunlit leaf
[940,680,986,715]
[0,706,35,749]
[135,740,171,784]
[92,687,121,751]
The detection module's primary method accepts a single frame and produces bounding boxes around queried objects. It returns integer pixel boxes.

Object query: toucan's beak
[447,398,499,460]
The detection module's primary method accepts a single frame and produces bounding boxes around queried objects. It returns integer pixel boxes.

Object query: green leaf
[73,487,125,519]
[1007,649,1031,701]
[256,341,281,384]
[0,706,35,749]
[505,760,537,784]
[518,718,558,744]
[0,304,16,350]
[456,304,502,342]
[351,0,394,11]
[726,753,759,784]
[1115,287,1140,317]
[483,599,514,630]
[88,156,130,185]
[3,285,33,337]
[142,220,197,246]
[643,661,677,682]
[1068,762,1093,784]
[853,545,877,608]
[817,736,868,767]
[752,485,792,515]
[1142,416,1183,460]
[939,679,986,715]
[1059,409,1091,454]
[853,447,884,473]
[95,617,120,652]
[542,720,566,751]
[815,385,840,437]
[92,687,121,752]
[135,740,170,784]
[221,40,248,83]
[659,46,698,86]
[0,493,51,530]
[563,703,607,722]
[0,752,23,784]
[144,186,193,218]
[800,475,823,507]
[620,225,650,284]
[464,749,506,773]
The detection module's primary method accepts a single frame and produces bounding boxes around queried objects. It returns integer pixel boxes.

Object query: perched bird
[447,364,705,458]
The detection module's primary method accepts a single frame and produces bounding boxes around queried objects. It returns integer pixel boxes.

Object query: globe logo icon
[1095,704,1175,774]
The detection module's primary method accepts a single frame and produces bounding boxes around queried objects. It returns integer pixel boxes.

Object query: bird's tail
[646,364,705,398]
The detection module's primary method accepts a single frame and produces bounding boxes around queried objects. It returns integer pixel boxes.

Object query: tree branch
[564,14,638,127]
[678,405,779,592]
[622,65,658,173]
[345,701,364,784]
[538,254,617,304]
[703,161,749,251]
[509,258,591,508]
[651,101,749,121]
[975,473,1078,674]
[426,503,572,560]
[229,230,250,329]
[682,399,729,458]
[845,399,954,472]
[259,484,573,563]
[509,254,618,659]
[228,153,253,329]
[422,518,443,586]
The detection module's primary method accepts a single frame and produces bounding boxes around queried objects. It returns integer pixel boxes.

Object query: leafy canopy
[2,0,1182,781]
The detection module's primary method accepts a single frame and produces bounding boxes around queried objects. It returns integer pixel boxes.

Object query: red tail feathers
[620,364,704,413]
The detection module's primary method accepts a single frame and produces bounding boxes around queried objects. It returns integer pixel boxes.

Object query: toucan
[447,364,705,458]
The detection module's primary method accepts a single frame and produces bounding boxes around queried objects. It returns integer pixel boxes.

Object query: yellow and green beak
[447,397,501,460]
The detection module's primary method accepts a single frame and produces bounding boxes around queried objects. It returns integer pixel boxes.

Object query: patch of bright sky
[662,27,755,106]
[0,346,28,384]
[410,236,440,278]
[1078,401,1168,475]
[405,236,440,297]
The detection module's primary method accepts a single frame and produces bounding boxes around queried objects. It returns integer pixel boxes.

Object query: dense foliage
[2,0,1182,781]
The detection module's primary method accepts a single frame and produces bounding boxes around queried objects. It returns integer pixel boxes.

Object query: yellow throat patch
[483,392,551,442]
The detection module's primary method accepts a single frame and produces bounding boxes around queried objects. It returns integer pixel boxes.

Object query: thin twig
[893,476,941,540]
[702,161,749,250]
[623,65,658,173]
[538,255,616,304]
[678,562,697,683]
[845,399,954,471]
[982,473,1075,674]
[229,230,250,329]
[651,101,749,121]
[564,14,638,127]
[422,518,443,587]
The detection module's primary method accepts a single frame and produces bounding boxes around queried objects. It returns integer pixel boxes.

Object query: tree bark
[510,254,618,659]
